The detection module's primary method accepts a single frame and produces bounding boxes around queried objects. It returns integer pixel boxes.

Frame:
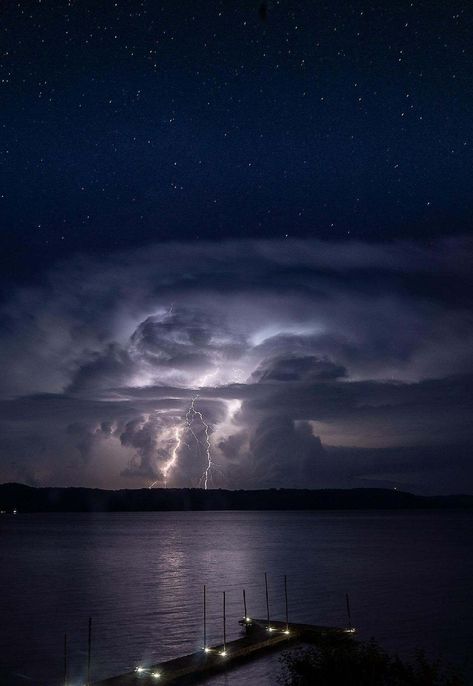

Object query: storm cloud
[1,238,472,492]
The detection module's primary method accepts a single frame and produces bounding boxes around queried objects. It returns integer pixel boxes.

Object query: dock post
[223,591,226,653]
[346,593,352,630]
[243,588,250,635]
[284,575,289,632]
[64,632,68,686]
[87,617,92,686]
[264,572,270,629]
[203,585,207,649]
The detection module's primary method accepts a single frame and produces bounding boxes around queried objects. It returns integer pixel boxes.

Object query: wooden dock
[93,619,353,685]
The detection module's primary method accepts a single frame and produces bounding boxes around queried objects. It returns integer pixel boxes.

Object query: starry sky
[1,1,472,492]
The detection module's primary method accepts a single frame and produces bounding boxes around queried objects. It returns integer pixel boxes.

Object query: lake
[1,510,472,685]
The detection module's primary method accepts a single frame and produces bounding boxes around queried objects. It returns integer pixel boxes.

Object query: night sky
[1,1,472,492]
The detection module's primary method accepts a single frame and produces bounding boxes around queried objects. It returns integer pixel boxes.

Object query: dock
[93,619,353,685]
[68,578,355,686]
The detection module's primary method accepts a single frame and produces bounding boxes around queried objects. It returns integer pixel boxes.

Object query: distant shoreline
[1,483,472,513]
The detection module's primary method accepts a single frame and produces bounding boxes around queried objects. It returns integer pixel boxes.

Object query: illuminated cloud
[0,238,472,492]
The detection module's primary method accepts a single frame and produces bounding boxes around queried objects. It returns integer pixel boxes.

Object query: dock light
[204,647,211,653]
[244,616,251,623]
[220,650,227,657]
[267,627,274,632]
[151,672,161,679]
[284,630,290,635]
[345,627,356,634]
[135,666,145,673]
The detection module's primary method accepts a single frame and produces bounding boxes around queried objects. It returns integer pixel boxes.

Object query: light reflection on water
[0,510,472,684]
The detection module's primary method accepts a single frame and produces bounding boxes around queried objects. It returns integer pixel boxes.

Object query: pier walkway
[93,619,352,686]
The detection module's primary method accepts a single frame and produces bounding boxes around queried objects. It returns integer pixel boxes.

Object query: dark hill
[1,483,472,512]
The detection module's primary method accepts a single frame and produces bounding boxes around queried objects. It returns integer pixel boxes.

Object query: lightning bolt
[147,396,217,490]
[148,424,183,489]
[185,395,215,489]
[162,426,183,487]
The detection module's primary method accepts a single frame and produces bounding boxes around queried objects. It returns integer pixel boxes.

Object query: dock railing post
[223,591,226,653]
[346,593,352,630]
[243,588,250,635]
[64,632,68,686]
[264,572,270,629]
[284,575,289,632]
[203,585,207,650]
[87,617,92,686]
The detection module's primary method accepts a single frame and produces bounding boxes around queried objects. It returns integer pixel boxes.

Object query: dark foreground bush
[278,635,465,686]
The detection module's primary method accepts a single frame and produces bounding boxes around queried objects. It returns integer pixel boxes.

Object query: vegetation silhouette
[1,483,472,512]
[279,636,465,686]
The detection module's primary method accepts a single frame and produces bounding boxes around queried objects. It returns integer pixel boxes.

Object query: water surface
[1,510,471,684]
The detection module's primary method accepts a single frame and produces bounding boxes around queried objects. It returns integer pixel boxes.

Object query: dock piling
[264,572,270,629]
[243,588,250,634]
[87,617,92,686]
[284,575,289,632]
[223,591,227,653]
[203,585,207,649]
[64,632,68,686]
[345,593,352,630]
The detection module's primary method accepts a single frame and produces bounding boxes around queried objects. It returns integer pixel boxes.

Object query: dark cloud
[0,238,472,492]
[120,414,174,480]
[68,345,135,393]
[248,416,326,487]
[252,355,346,383]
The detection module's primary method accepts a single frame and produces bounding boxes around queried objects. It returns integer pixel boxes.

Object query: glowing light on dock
[134,665,161,678]
[219,650,227,657]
